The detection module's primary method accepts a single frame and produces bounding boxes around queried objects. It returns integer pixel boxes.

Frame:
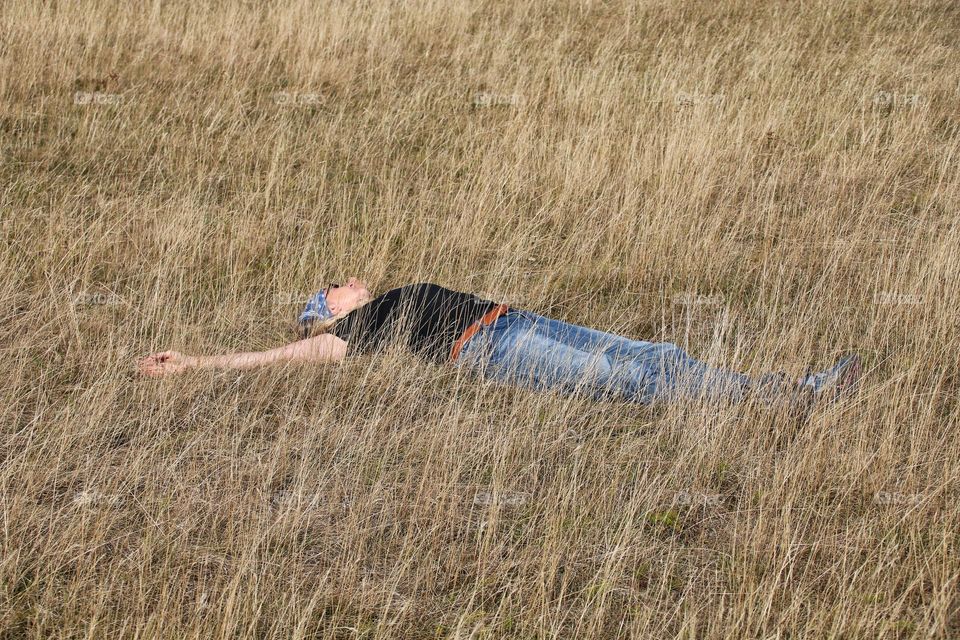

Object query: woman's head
[297,277,372,338]
[325,277,372,315]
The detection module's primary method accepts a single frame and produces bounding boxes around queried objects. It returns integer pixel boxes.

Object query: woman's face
[326,277,371,315]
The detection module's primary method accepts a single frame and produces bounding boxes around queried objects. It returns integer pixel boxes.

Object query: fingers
[137,351,176,377]
[137,357,162,377]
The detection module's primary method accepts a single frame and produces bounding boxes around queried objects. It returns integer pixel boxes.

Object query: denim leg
[500,310,646,401]
[509,311,756,405]
[456,310,757,406]
[454,311,618,401]
[635,341,755,405]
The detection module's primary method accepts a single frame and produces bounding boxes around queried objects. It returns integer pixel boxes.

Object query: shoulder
[399,282,469,296]
[377,283,477,304]
[376,282,446,300]
[399,282,441,292]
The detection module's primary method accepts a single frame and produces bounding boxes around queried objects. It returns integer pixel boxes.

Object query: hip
[453,308,664,371]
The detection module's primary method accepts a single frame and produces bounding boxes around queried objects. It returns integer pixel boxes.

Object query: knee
[658,342,690,365]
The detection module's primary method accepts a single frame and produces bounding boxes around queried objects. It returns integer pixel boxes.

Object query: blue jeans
[453,309,774,406]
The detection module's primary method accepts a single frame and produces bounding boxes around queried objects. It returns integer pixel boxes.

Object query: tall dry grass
[1,0,958,637]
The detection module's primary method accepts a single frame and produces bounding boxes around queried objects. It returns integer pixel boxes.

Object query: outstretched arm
[137,334,348,378]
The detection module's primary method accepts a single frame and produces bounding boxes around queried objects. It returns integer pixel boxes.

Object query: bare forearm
[193,350,280,371]
[192,336,344,371]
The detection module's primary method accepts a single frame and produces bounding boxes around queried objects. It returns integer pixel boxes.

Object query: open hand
[137,350,196,378]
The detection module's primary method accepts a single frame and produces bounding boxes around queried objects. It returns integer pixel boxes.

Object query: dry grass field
[2,0,959,637]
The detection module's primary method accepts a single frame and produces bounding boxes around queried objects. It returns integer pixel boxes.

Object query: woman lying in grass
[137,278,862,412]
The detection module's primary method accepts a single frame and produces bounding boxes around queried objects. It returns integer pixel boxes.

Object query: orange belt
[450,303,511,363]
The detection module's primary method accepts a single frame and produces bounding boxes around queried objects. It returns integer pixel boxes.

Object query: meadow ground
[1,0,958,637]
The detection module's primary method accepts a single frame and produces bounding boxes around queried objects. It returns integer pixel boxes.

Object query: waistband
[449,303,512,363]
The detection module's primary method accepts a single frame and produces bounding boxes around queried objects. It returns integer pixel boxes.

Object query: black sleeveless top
[330,283,513,364]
